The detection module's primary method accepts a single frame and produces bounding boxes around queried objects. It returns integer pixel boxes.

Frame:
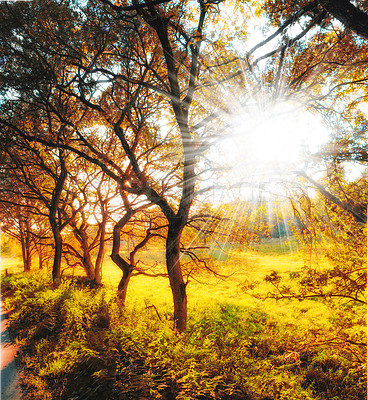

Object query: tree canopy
[0,0,367,332]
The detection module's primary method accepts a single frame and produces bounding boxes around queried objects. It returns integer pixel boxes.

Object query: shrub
[1,273,366,400]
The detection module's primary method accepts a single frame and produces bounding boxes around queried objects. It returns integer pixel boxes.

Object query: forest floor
[0,241,366,400]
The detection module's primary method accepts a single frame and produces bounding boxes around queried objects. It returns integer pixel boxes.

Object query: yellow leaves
[323,31,337,43]
[24,120,34,133]
[254,5,263,19]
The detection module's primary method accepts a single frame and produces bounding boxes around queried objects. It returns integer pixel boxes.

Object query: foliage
[1,0,367,334]
[271,174,368,305]
[2,270,366,400]
[0,235,22,258]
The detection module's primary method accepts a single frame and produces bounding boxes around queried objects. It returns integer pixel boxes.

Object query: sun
[214,100,330,194]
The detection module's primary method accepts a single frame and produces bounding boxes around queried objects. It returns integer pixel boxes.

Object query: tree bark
[19,225,31,272]
[318,0,368,39]
[50,220,63,284]
[117,266,132,305]
[297,171,367,224]
[49,151,67,285]
[111,210,134,305]
[94,207,107,286]
[18,216,32,272]
[166,221,187,332]
[24,217,32,271]
[75,226,96,281]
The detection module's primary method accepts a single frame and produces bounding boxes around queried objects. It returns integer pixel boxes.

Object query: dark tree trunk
[50,218,63,284]
[111,210,134,305]
[20,232,32,271]
[94,206,107,286]
[76,226,95,281]
[166,222,187,332]
[24,238,32,272]
[24,218,32,271]
[117,266,132,305]
[111,251,132,305]
[49,150,67,285]
[19,218,31,272]
[318,0,368,39]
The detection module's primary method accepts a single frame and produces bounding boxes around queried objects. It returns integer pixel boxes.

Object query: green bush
[1,273,366,400]
[302,353,367,400]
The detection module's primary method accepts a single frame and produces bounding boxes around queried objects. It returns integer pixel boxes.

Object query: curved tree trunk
[117,266,132,305]
[49,150,67,286]
[111,251,132,305]
[111,209,134,305]
[50,219,63,284]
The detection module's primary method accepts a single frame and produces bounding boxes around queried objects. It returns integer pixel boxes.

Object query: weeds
[1,264,366,400]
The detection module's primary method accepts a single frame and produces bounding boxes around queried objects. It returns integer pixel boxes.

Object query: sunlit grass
[0,256,24,274]
[0,243,341,326]
[85,242,353,341]
[1,242,366,400]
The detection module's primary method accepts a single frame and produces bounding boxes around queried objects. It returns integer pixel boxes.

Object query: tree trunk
[117,266,132,305]
[166,222,187,332]
[77,227,95,281]
[111,251,132,305]
[24,218,32,271]
[20,232,31,272]
[111,210,134,305]
[49,150,67,286]
[50,218,63,285]
[19,219,31,272]
[94,207,107,286]
[318,0,368,39]
[38,246,43,270]
[24,240,32,272]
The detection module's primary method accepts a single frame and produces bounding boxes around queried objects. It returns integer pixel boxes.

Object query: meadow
[1,240,366,400]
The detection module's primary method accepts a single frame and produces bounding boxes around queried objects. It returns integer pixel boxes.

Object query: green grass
[1,243,366,400]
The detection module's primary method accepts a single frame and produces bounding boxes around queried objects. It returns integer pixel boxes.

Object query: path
[1,301,22,400]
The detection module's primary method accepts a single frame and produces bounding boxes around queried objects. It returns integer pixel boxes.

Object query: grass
[0,256,24,274]
[1,242,366,400]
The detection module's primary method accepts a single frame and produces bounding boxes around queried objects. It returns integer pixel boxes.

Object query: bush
[302,354,367,400]
[1,273,366,400]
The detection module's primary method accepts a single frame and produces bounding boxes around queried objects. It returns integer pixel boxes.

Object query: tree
[229,0,368,228]
[0,203,34,272]
[262,0,368,40]
[60,165,113,286]
[264,172,367,305]
[0,0,229,331]
[2,0,366,333]
[0,133,60,273]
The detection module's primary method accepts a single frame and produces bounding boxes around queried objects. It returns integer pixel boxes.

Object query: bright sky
[211,99,330,198]
[201,2,363,203]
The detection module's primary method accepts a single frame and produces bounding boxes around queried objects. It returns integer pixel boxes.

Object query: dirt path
[1,301,22,400]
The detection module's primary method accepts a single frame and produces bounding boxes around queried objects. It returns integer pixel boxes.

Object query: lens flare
[212,99,329,197]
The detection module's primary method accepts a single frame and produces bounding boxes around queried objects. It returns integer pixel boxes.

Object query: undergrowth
[1,272,366,400]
